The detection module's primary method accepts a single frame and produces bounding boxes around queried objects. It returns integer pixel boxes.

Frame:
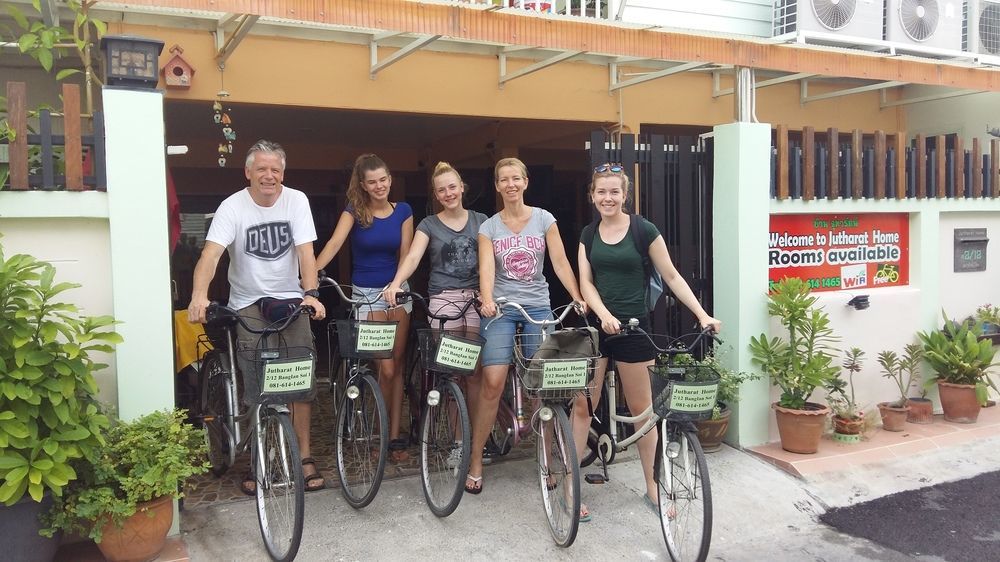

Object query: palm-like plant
[917,312,999,405]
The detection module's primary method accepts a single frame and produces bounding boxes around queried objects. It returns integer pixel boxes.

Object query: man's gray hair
[245,140,287,169]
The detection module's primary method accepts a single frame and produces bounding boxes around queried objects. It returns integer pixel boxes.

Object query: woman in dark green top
[572,164,721,520]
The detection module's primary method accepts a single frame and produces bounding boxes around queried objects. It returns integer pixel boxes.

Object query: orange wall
[119,23,901,133]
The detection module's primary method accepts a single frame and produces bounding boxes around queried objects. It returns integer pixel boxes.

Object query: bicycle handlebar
[608,322,721,355]
[394,290,481,322]
[206,302,313,335]
[493,297,581,328]
[316,271,380,308]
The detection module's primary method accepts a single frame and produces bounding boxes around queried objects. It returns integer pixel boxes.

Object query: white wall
[939,212,1000,321]
[904,87,1000,146]
[0,216,118,406]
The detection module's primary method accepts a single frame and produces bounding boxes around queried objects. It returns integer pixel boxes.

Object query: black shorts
[590,314,656,363]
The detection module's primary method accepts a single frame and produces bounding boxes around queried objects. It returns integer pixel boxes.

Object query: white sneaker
[446,444,463,469]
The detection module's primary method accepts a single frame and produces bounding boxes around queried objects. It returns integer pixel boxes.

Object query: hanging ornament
[212,67,236,167]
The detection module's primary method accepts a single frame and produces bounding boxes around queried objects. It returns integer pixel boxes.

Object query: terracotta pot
[937,381,981,423]
[695,404,731,453]
[906,397,934,424]
[833,413,864,435]
[877,402,909,431]
[772,402,830,454]
[97,495,173,562]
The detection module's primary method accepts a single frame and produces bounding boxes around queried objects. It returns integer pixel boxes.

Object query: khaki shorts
[236,302,316,405]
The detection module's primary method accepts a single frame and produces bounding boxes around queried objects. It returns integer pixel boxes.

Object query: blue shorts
[353,282,413,319]
[479,305,553,367]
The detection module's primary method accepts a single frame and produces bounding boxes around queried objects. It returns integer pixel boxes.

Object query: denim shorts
[479,305,553,367]
[353,281,413,319]
[428,289,480,332]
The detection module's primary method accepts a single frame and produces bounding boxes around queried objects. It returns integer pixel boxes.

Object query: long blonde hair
[347,153,390,228]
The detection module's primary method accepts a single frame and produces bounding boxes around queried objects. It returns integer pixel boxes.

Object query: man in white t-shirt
[188,139,327,493]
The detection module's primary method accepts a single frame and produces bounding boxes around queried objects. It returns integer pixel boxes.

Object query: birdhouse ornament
[161,45,195,89]
[212,89,236,167]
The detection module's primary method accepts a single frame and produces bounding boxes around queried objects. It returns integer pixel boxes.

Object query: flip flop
[240,472,256,496]
[302,457,326,492]
[646,493,676,519]
[579,504,593,523]
[389,438,411,463]
[465,475,483,494]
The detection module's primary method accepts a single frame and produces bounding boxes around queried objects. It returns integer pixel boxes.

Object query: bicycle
[581,322,720,562]
[198,302,315,562]
[394,290,484,517]
[318,275,392,508]
[486,298,597,548]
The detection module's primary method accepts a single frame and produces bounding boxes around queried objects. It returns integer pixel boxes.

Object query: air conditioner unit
[965,0,1000,55]
[884,0,964,50]
[774,0,885,40]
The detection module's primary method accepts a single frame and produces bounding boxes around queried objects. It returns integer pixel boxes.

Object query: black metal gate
[588,131,714,336]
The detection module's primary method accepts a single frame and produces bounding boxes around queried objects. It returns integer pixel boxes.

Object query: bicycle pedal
[584,473,607,485]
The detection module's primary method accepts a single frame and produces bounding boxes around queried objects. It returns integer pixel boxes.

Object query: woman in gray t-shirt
[465,157,586,495]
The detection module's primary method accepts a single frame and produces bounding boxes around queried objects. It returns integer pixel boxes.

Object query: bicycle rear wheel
[335,372,389,508]
[420,379,471,517]
[656,423,712,562]
[200,350,235,477]
[537,406,580,548]
[254,410,304,562]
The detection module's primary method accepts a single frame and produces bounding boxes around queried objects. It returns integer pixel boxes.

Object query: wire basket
[648,364,720,421]
[240,345,315,404]
[333,319,399,359]
[513,331,599,400]
[417,328,485,376]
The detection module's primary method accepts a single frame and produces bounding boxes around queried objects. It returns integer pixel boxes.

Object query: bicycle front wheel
[537,406,580,548]
[657,423,712,562]
[335,372,388,508]
[200,349,235,476]
[420,379,471,517]
[254,410,304,562]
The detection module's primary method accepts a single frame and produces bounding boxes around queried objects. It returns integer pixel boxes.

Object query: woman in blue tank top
[317,154,414,462]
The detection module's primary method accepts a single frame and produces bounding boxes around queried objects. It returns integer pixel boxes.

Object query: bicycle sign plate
[435,335,481,371]
[668,382,719,412]
[262,358,313,393]
[356,323,397,352]
[541,359,589,389]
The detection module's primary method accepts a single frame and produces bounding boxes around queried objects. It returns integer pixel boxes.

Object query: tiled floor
[749,404,1000,478]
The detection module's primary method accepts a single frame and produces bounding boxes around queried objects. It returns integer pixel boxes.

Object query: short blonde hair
[494,157,528,183]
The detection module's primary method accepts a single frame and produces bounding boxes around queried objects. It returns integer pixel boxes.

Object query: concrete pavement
[177,433,1000,561]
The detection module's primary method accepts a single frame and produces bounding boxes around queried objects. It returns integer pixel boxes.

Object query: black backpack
[581,214,665,313]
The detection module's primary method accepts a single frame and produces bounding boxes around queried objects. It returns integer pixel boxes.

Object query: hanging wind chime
[213,69,236,167]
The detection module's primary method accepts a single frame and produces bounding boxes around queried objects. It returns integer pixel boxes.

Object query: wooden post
[895,132,906,199]
[852,129,862,199]
[777,125,789,200]
[916,134,926,199]
[874,130,886,200]
[992,139,999,197]
[828,128,839,200]
[973,137,983,198]
[803,126,814,201]
[7,82,28,190]
[954,135,965,198]
[63,84,84,191]
[936,134,946,198]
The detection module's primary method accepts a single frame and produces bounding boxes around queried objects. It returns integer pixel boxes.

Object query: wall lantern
[100,35,165,89]
[846,295,870,311]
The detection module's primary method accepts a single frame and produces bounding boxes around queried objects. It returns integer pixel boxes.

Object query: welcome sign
[768,213,909,292]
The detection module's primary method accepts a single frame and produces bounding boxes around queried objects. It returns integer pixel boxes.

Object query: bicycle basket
[417,328,485,376]
[648,363,720,421]
[334,319,398,360]
[240,345,315,404]
[514,327,599,400]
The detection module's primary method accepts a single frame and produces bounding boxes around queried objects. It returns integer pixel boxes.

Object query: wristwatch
[303,289,320,299]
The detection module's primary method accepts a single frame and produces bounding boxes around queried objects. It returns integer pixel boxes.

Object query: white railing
[459,0,617,21]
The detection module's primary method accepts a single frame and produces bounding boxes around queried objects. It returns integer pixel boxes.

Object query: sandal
[645,493,675,519]
[389,438,411,463]
[301,457,326,492]
[464,475,483,495]
[579,504,592,523]
[240,472,256,496]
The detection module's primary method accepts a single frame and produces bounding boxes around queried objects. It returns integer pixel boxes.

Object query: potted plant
[750,277,840,454]
[917,312,1000,424]
[673,348,760,452]
[826,348,866,440]
[43,409,208,562]
[0,242,115,561]
[893,343,933,424]
[875,349,912,431]
[974,304,1000,344]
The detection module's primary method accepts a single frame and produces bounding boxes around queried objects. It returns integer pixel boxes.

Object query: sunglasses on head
[594,163,624,173]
